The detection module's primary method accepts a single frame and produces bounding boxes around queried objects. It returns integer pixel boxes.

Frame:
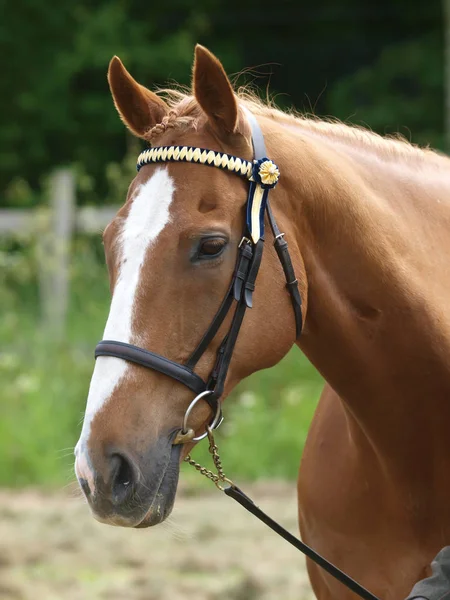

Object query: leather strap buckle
[238,236,251,248]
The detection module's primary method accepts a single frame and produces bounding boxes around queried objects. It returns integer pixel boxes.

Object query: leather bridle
[94,113,302,439]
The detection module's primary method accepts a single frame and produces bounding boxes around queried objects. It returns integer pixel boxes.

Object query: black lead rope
[185,428,380,600]
[223,484,380,600]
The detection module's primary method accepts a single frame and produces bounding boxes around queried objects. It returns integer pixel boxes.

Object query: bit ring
[182,390,222,442]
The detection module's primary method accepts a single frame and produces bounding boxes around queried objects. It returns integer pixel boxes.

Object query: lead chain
[184,426,234,491]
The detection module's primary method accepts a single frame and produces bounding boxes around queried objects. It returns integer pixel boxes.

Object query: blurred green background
[0,0,443,487]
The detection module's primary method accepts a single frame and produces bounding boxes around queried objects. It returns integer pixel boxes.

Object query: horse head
[74,46,304,527]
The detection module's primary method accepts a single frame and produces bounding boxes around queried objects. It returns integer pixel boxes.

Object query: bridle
[93,112,381,600]
[95,113,302,440]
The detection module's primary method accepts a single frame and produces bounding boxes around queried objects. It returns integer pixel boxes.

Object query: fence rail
[1,169,118,337]
[0,205,117,234]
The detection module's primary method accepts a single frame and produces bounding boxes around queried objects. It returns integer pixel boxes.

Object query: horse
[75,45,450,600]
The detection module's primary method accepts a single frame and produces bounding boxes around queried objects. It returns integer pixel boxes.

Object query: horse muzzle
[75,436,182,527]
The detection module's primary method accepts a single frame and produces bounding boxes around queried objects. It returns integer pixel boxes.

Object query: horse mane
[151,86,448,168]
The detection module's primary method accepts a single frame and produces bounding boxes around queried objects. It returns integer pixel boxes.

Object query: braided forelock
[142,91,252,146]
[143,109,178,142]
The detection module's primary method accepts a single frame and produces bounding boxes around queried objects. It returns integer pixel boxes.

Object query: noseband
[95,113,302,439]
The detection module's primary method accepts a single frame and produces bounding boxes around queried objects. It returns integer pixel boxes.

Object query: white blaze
[77,167,175,447]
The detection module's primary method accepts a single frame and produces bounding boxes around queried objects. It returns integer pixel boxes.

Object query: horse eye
[198,237,227,258]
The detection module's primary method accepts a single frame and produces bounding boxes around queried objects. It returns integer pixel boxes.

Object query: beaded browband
[136,145,280,243]
[137,146,252,178]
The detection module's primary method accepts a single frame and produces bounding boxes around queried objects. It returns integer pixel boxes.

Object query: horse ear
[193,45,238,135]
[107,56,168,138]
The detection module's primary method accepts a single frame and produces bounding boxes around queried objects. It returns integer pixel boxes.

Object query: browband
[137,146,253,178]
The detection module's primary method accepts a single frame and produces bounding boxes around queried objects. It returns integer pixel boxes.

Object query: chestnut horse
[75,45,450,600]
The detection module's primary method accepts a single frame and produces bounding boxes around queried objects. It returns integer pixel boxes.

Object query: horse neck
[265,116,450,473]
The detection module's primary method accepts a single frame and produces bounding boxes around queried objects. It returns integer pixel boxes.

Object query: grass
[0,237,324,487]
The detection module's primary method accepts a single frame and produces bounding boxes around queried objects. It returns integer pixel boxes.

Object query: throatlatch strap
[224,485,380,600]
[246,109,302,337]
[266,201,303,338]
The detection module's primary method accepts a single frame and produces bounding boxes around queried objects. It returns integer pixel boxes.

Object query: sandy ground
[0,482,314,600]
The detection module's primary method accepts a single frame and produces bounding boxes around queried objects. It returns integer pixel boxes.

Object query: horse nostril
[110,453,136,505]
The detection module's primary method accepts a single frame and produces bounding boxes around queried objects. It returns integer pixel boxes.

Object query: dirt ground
[0,482,314,600]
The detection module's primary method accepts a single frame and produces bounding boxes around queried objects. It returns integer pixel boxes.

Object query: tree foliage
[1,0,442,206]
[329,34,443,149]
